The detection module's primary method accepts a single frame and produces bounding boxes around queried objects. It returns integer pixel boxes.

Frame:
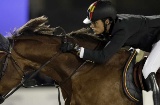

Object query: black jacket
[83,14,160,63]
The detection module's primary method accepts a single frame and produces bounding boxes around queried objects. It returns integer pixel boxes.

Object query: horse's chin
[0,95,5,104]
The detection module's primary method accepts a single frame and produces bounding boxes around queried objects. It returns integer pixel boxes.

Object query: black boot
[145,72,160,105]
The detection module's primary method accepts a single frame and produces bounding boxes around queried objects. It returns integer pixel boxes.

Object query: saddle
[122,49,160,103]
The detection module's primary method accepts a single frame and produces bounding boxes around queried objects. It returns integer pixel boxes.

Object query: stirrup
[145,72,160,105]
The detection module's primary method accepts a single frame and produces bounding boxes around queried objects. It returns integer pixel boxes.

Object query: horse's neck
[13,35,60,59]
[12,35,82,81]
[11,34,104,87]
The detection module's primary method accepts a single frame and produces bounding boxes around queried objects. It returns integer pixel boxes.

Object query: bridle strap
[53,61,87,105]
[59,61,87,85]
[2,52,61,99]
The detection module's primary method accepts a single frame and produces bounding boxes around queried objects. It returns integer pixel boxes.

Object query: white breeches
[142,40,160,79]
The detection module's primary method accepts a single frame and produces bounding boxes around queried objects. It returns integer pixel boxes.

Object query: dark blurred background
[29,0,160,33]
[0,0,160,35]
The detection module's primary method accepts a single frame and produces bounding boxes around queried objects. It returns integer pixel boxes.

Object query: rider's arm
[78,29,130,63]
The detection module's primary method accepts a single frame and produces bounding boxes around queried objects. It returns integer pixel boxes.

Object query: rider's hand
[60,42,75,52]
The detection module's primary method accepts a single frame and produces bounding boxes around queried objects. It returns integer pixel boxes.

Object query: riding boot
[145,72,160,105]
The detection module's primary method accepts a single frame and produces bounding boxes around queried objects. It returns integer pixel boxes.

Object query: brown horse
[0,16,140,105]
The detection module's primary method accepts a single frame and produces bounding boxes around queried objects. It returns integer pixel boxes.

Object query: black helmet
[83,0,117,24]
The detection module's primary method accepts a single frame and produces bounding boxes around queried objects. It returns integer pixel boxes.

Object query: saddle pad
[122,49,142,102]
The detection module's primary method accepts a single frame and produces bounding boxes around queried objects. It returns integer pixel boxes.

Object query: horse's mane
[67,28,103,41]
[12,16,103,42]
[13,16,55,37]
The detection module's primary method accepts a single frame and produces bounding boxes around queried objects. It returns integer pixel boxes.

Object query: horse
[0,16,144,105]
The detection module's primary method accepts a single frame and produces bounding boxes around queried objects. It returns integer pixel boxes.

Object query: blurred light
[0,0,29,36]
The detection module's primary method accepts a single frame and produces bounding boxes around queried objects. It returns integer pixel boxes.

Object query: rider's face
[90,20,104,34]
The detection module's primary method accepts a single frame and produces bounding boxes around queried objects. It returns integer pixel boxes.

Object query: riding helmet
[83,0,117,24]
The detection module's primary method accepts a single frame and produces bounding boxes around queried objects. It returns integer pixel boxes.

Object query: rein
[59,61,87,85]
[0,26,99,105]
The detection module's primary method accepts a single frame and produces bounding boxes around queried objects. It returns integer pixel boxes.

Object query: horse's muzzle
[0,95,4,104]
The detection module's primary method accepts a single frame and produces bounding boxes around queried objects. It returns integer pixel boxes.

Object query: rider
[60,0,160,105]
